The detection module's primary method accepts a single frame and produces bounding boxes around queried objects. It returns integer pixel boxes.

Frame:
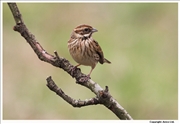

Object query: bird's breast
[68,39,97,67]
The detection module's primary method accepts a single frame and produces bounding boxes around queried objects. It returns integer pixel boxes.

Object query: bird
[68,24,111,80]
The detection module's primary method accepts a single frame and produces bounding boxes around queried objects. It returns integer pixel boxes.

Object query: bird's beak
[92,28,98,33]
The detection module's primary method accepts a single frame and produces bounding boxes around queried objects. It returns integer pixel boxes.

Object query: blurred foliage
[3,3,177,120]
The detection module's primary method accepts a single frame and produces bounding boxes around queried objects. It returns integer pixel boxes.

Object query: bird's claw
[70,66,77,76]
[79,75,91,83]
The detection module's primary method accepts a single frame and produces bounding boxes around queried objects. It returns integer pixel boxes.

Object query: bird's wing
[92,40,104,64]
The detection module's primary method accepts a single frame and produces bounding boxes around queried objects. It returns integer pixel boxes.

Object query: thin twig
[46,76,100,107]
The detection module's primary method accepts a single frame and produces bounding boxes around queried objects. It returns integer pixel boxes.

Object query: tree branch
[46,76,100,107]
[8,3,133,120]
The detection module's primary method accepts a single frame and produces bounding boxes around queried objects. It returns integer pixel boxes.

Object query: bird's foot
[79,74,91,83]
[70,66,78,76]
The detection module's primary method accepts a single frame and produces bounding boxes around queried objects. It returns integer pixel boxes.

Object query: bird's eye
[84,28,90,32]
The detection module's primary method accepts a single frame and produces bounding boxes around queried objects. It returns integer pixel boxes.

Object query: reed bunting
[68,24,111,80]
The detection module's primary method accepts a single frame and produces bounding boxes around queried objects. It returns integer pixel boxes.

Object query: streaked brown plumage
[68,24,111,78]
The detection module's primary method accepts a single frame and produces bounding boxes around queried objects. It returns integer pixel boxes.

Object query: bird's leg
[80,67,94,83]
[87,68,93,78]
[70,64,81,76]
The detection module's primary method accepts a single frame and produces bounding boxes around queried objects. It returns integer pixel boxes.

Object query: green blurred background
[3,3,178,120]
